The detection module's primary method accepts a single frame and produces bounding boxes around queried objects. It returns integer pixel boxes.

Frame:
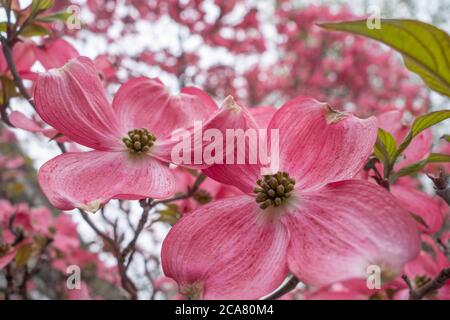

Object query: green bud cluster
[123,128,156,153]
[254,172,295,209]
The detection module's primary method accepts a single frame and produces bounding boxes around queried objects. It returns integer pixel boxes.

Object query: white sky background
[3,0,450,298]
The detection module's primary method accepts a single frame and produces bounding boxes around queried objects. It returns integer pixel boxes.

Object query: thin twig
[427,170,450,205]
[402,268,450,300]
[152,173,207,206]
[0,35,35,108]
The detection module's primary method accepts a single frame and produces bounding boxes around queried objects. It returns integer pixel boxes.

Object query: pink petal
[12,40,36,73]
[181,86,218,113]
[268,97,377,190]
[200,98,263,193]
[391,185,445,234]
[9,111,67,141]
[284,180,420,287]
[250,106,276,128]
[161,196,289,299]
[9,111,44,132]
[33,38,79,69]
[153,96,263,191]
[35,56,122,151]
[377,110,406,140]
[38,150,176,211]
[400,129,432,167]
[112,78,215,140]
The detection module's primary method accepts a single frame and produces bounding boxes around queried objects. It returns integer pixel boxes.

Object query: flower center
[254,171,295,209]
[122,128,156,153]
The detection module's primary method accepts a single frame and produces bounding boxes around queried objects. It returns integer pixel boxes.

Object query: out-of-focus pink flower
[0,246,17,269]
[35,56,215,212]
[52,215,80,252]
[66,281,92,300]
[162,97,420,299]
[33,38,79,70]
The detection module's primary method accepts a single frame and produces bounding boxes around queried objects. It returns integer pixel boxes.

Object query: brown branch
[152,173,207,206]
[18,237,53,300]
[427,170,450,206]
[122,173,207,269]
[262,274,299,300]
[0,35,35,108]
[402,268,450,300]
[77,208,138,299]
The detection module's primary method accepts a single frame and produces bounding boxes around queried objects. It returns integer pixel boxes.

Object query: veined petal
[153,96,264,194]
[200,97,263,193]
[284,180,420,287]
[161,196,289,299]
[268,97,377,190]
[35,56,122,151]
[112,78,215,139]
[38,151,175,211]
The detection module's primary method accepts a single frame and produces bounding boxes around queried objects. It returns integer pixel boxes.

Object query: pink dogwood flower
[35,56,215,212]
[162,97,421,299]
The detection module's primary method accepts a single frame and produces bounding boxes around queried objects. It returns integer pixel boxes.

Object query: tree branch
[402,268,450,300]
[427,170,450,205]
[152,173,207,206]
[0,35,35,108]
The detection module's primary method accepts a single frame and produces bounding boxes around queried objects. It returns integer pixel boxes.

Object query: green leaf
[36,11,72,23]
[1,76,18,99]
[31,0,54,13]
[391,153,450,182]
[19,23,51,37]
[374,128,397,177]
[397,110,450,156]
[15,243,34,268]
[318,19,450,97]
[156,204,180,225]
[0,22,7,33]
